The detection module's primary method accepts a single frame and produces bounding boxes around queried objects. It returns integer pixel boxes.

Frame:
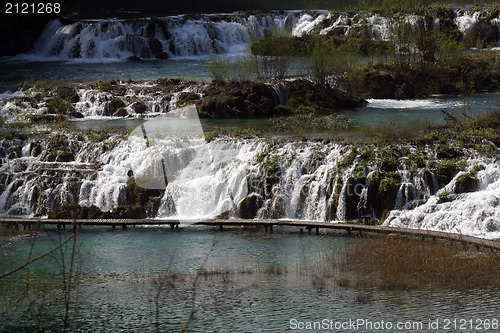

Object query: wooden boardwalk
[1,217,499,251]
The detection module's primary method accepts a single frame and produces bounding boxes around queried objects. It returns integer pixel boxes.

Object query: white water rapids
[14,9,500,61]
[2,126,499,238]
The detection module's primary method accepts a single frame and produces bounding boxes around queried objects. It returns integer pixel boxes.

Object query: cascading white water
[386,162,500,239]
[23,9,500,61]
[1,128,499,238]
[0,137,101,216]
[28,12,294,60]
[78,136,258,219]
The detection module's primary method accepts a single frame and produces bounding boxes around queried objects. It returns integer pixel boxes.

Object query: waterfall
[27,12,295,60]
[386,163,500,239]
[269,82,289,105]
[22,8,500,61]
[1,130,500,237]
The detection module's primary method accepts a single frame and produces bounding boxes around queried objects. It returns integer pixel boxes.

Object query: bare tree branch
[0,234,75,279]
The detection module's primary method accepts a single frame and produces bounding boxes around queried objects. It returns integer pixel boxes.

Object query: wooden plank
[1,217,499,251]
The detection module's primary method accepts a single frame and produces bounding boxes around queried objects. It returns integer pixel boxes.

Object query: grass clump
[204,128,262,143]
[268,113,350,134]
[341,236,500,289]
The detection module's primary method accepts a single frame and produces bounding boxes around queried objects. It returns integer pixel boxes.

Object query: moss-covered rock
[464,21,500,48]
[131,101,147,114]
[125,176,164,207]
[238,193,263,219]
[177,92,200,106]
[375,172,401,219]
[343,176,363,220]
[48,203,103,219]
[454,172,479,194]
[430,159,462,187]
[103,205,147,219]
[56,85,79,103]
[105,97,126,116]
[115,107,129,117]
[196,80,364,118]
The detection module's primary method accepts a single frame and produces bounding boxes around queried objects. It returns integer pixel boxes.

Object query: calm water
[1,227,499,332]
[0,58,212,90]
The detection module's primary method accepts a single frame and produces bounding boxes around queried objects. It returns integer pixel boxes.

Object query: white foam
[454,11,480,33]
[367,98,463,109]
[385,163,500,239]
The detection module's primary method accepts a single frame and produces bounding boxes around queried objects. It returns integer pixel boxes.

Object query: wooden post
[122,224,127,230]
[219,224,223,231]
[300,228,303,234]
[315,227,319,235]
[308,227,311,235]
[112,225,116,230]
[269,225,273,233]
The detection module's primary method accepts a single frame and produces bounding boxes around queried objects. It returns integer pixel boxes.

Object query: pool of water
[1,227,499,332]
[0,58,212,90]
[343,93,500,128]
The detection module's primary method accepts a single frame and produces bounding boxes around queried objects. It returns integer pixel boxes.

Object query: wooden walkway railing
[1,217,499,251]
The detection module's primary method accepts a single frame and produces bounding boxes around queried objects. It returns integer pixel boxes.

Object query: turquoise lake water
[1,227,499,332]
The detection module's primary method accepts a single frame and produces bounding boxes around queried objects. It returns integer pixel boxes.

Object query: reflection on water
[1,227,499,332]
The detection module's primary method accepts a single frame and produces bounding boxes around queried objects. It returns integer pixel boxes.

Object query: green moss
[46,97,74,114]
[177,92,200,106]
[407,153,425,168]
[430,159,465,186]
[205,128,261,143]
[338,149,357,168]
[437,191,451,204]
[115,107,128,117]
[106,97,126,116]
[97,80,112,91]
[378,148,399,172]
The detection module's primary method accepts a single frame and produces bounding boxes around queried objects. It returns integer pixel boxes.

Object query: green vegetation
[177,91,200,106]
[196,79,364,118]
[244,4,500,99]
[349,53,500,98]
[268,113,350,133]
[204,128,262,142]
[207,55,259,82]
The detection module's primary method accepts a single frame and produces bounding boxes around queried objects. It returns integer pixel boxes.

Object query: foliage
[308,40,349,88]
[268,113,350,133]
[207,54,259,82]
[204,128,262,142]
[46,97,74,114]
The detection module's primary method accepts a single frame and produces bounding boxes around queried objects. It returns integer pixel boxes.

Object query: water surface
[1,227,499,332]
